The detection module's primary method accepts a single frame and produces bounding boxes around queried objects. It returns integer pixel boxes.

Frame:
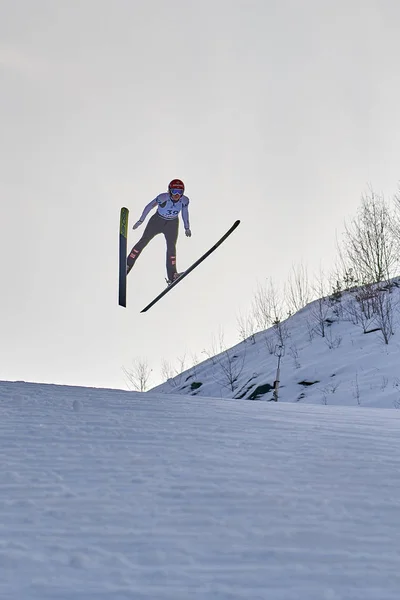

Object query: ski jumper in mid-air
[127,179,191,283]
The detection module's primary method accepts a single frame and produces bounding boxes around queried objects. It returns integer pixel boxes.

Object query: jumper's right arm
[138,199,158,222]
[133,199,158,229]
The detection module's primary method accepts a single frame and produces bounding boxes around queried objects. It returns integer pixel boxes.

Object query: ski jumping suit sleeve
[138,199,158,222]
[181,197,190,230]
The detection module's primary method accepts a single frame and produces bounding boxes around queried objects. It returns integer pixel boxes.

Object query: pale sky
[1,0,400,389]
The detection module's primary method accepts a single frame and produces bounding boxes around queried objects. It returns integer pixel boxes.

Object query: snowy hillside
[1,379,400,599]
[152,280,400,408]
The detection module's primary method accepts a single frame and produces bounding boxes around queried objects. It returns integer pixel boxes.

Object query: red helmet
[168,179,185,197]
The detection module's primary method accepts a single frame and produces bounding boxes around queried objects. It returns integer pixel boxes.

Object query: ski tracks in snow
[1,381,400,599]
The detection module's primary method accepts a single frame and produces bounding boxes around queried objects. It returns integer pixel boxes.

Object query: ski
[118,207,129,307]
[141,220,240,313]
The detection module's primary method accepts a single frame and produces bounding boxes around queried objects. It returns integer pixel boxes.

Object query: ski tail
[141,220,240,313]
[119,207,129,307]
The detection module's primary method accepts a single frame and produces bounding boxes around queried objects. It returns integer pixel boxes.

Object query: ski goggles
[170,188,184,196]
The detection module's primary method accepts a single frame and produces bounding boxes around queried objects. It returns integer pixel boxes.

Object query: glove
[133,220,143,230]
[185,228,192,237]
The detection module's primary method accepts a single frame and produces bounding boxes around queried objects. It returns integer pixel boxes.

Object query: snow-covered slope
[1,380,400,599]
[152,282,400,408]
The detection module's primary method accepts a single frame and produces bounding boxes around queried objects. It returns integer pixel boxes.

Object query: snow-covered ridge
[152,279,400,408]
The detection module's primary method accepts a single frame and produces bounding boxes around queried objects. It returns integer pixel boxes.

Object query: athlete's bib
[155,192,189,220]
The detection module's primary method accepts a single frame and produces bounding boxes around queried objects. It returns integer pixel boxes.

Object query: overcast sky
[1,0,400,389]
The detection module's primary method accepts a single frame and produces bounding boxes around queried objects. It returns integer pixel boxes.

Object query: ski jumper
[127,193,190,280]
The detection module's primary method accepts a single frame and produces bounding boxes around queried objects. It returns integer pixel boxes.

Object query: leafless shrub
[330,380,341,394]
[161,353,187,388]
[308,272,331,338]
[176,354,187,379]
[236,311,256,343]
[380,376,389,391]
[208,330,246,393]
[344,283,378,332]
[248,279,290,356]
[306,319,315,342]
[123,358,152,392]
[161,359,176,386]
[327,275,345,319]
[273,317,290,347]
[344,281,396,343]
[216,347,246,393]
[320,381,341,405]
[251,279,283,331]
[264,334,275,354]
[390,184,400,254]
[201,348,217,365]
[186,353,200,380]
[285,263,311,314]
[372,288,396,344]
[288,344,301,369]
[203,330,226,362]
[324,328,342,350]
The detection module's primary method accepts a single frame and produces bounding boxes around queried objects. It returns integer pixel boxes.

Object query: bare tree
[236,310,256,343]
[326,269,347,319]
[308,270,331,338]
[288,343,301,369]
[214,347,245,393]
[202,329,226,364]
[272,317,290,347]
[188,353,200,379]
[391,184,400,253]
[343,283,373,330]
[263,333,275,354]
[249,279,291,352]
[285,263,311,314]
[216,347,246,393]
[251,279,282,331]
[341,189,398,284]
[123,358,152,392]
[342,277,396,343]
[324,328,342,350]
[320,381,341,405]
[206,330,246,393]
[334,228,361,292]
[372,287,396,344]
[161,359,174,383]
[176,353,187,381]
[161,353,187,388]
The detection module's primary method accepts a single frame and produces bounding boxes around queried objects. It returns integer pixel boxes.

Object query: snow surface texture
[152,282,400,407]
[1,380,400,599]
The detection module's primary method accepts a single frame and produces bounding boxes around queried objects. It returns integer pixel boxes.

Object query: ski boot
[166,272,184,286]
